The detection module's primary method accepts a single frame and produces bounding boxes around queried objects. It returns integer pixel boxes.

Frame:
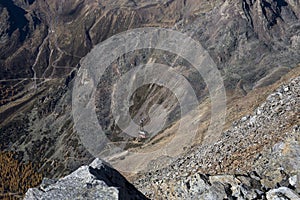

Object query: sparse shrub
[0,151,43,200]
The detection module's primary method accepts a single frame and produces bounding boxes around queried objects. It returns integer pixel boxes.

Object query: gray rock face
[24,158,148,200]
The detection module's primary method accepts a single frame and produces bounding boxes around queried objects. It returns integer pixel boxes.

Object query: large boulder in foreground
[24,158,148,200]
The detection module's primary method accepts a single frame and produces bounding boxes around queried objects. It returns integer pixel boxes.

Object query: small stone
[266,187,300,200]
[283,86,289,92]
[257,108,262,115]
[289,175,297,187]
[249,116,256,125]
[241,116,248,122]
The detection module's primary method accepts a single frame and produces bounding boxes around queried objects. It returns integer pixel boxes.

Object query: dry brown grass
[225,65,300,130]
[127,66,300,181]
[0,151,43,200]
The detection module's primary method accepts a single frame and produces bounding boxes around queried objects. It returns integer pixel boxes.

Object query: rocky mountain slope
[0,0,300,198]
[133,76,300,199]
[25,76,300,199]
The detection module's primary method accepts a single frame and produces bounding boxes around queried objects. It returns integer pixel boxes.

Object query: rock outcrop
[24,158,148,200]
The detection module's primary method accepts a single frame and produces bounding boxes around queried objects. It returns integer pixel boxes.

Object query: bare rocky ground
[133,76,300,199]
[24,75,300,199]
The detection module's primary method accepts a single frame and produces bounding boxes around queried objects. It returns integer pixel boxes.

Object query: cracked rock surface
[24,158,148,200]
